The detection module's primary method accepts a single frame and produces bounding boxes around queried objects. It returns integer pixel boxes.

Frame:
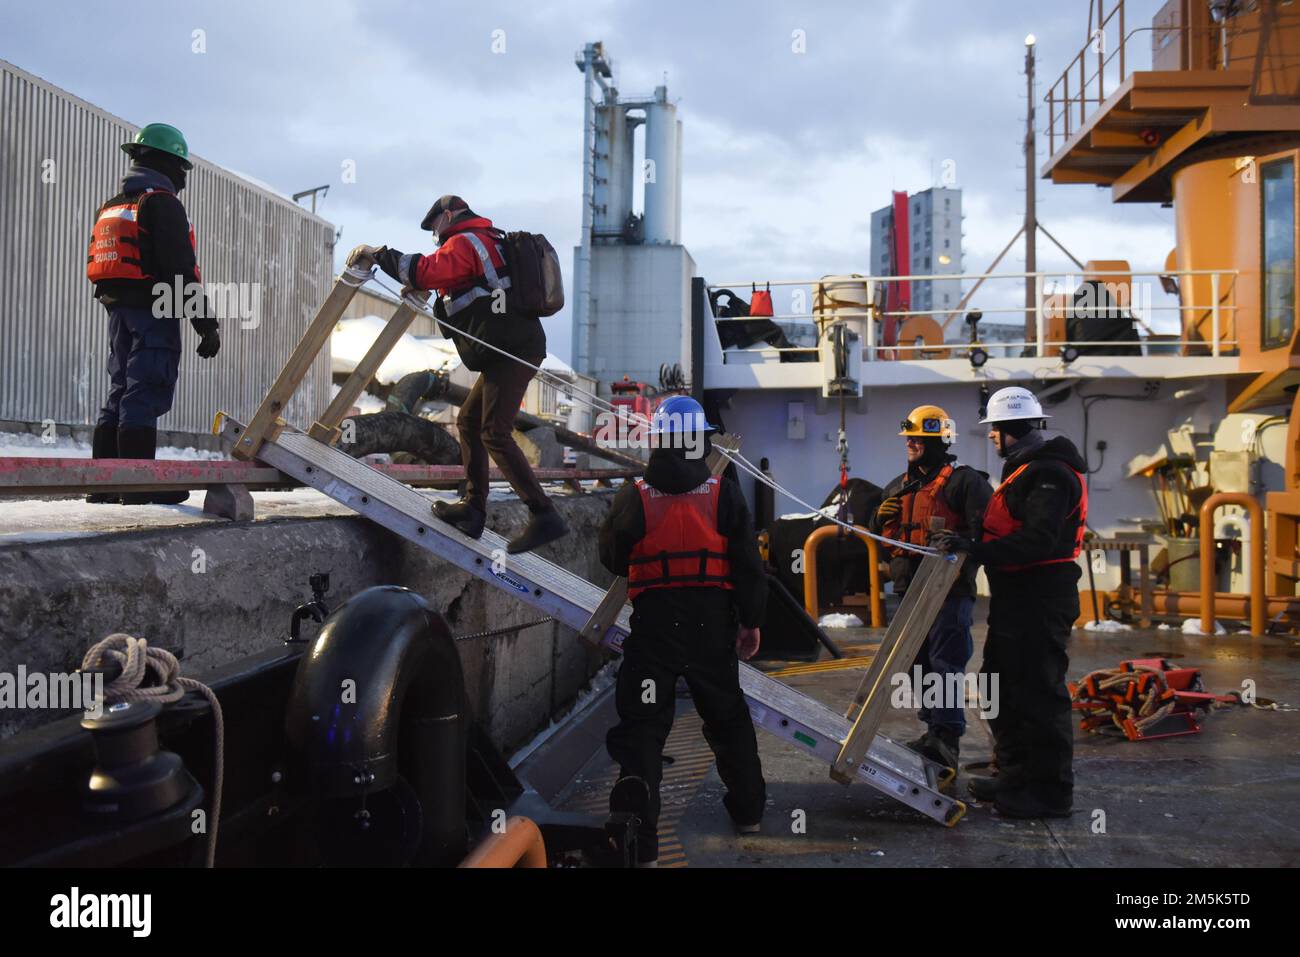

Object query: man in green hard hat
[86,123,220,504]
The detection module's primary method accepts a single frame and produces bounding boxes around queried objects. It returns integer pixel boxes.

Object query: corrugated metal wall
[0,59,334,435]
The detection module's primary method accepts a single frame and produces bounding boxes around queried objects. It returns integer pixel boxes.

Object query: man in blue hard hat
[598,396,768,866]
[86,122,220,505]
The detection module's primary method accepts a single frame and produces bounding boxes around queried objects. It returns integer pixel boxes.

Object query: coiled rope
[81,634,223,867]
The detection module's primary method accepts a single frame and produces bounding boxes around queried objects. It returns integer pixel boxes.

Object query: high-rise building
[870,187,964,330]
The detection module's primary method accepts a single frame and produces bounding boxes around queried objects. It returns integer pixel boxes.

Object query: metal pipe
[1211,271,1222,357]
[1092,589,1300,622]
[802,524,883,628]
[1199,494,1266,636]
[284,586,468,866]
[458,816,547,868]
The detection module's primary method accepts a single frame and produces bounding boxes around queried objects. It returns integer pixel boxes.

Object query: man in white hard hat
[932,386,1087,818]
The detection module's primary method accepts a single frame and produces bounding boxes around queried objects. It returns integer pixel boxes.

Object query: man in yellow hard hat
[869,404,991,770]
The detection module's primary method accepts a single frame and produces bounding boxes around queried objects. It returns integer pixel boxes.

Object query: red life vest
[627,477,734,600]
[86,189,199,284]
[882,464,963,556]
[981,463,1088,572]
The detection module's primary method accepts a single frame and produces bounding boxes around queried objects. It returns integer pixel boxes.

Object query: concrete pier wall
[0,495,615,748]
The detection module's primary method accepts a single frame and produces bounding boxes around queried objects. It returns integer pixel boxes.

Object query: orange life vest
[980,463,1088,572]
[627,477,734,600]
[882,464,963,556]
[86,189,199,284]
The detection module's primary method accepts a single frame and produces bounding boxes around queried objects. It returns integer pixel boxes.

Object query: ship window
[1262,157,1295,349]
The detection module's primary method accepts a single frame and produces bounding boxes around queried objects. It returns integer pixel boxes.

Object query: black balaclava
[133,147,188,192]
[998,419,1036,439]
[914,436,950,471]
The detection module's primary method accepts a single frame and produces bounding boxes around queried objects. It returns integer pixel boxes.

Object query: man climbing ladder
[351,195,567,554]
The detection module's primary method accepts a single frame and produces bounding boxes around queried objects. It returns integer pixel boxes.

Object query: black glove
[197,330,221,359]
[374,246,421,286]
[931,530,974,554]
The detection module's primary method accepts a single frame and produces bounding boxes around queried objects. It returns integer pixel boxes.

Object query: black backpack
[500,231,564,317]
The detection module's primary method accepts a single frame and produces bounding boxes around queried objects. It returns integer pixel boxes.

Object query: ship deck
[539,602,1300,867]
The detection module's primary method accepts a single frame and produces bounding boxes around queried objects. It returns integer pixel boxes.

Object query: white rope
[718,446,950,560]
[81,634,224,868]
[367,268,948,561]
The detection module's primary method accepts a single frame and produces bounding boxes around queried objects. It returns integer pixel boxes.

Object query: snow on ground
[0,432,224,460]
[327,383,387,415]
[508,660,618,769]
[819,613,864,628]
[0,479,594,545]
[1084,619,1132,632]
[1181,617,1227,635]
[332,316,460,384]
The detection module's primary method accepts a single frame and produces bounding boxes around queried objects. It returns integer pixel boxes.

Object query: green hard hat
[121,123,192,169]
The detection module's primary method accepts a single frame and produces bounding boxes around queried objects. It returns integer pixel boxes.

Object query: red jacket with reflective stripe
[981,463,1088,572]
[627,477,734,600]
[86,189,199,284]
[412,216,504,295]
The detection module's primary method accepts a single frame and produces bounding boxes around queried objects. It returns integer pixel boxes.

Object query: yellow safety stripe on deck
[560,707,718,867]
[766,655,876,678]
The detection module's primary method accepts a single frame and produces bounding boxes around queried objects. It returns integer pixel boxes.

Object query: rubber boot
[117,426,189,505]
[86,423,121,504]
[907,728,960,771]
[994,786,1072,819]
[506,503,568,554]
[967,774,1005,802]
[432,497,486,540]
[609,775,656,866]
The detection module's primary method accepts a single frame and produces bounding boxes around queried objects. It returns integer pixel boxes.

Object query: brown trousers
[456,356,550,511]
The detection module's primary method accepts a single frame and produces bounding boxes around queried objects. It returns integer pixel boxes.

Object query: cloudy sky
[1,0,1180,362]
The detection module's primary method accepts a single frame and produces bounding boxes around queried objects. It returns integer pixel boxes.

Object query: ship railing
[1044,0,1284,155]
[706,266,1239,362]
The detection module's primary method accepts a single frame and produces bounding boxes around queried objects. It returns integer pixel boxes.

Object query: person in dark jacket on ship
[598,396,767,866]
[933,386,1087,819]
[349,195,566,554]
[86,123,220,505]
[869,403,991,771]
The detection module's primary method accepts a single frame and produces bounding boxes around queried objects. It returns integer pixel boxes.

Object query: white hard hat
[980,386,1050,424]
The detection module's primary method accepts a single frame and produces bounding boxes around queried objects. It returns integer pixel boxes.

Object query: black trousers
[980,569,1079,801]
[455,356,550,511]
[606,591,766,862]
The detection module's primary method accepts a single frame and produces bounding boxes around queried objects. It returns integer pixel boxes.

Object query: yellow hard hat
[899,404,955,441]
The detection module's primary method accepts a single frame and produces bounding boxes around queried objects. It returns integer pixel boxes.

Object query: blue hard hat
[649,395,714,435]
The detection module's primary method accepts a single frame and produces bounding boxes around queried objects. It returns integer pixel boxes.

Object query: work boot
[723,791,763,835]
[967,774,1005,802]
[86,423,120,504]
[433,497,487,539]
[907,728,960,771]
[116,426,189,505]
[994,786,1072,819]
[609,775,656,867]
[506,503,568,554]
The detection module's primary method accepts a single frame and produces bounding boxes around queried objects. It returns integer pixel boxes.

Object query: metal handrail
[802,524,883,628]
[708,266,1240,358]
[1199,494,1266,637]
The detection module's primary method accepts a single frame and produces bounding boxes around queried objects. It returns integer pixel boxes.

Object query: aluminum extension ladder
[223,267,968,827]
